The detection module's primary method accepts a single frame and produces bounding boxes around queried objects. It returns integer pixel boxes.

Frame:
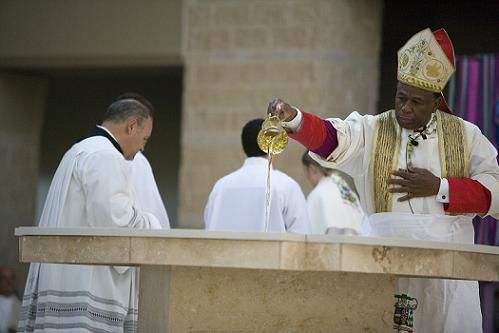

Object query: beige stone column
[0,73,47,289]
[179,0,383,228]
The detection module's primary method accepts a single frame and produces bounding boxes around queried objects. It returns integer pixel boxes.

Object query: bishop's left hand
[388,167,440,201]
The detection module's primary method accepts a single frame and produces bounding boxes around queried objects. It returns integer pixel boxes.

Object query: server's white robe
[309,110,499,333]
[18,136,160,333]
[204,157,310,234]
[127,152,170,229]
[307,173,365,234]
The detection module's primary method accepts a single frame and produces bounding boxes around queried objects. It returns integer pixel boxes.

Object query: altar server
[204,118,310,234]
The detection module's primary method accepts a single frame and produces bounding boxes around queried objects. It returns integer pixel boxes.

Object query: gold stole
[370,110,468,213]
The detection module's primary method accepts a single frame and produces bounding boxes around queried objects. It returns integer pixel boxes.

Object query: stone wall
[179,0,383,228]
[0,0,182,67]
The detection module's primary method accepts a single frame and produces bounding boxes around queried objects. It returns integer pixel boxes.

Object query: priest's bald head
[102,97,153,160]
[241,118,267,157]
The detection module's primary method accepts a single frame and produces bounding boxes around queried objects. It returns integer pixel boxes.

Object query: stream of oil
[261,132,287,232]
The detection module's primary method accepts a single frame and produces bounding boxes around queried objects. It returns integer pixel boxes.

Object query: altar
[15,227,499,332]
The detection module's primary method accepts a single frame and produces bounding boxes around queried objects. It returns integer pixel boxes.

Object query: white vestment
[127,152,170,228]
[309,110,499,333]
[18,136,161,333]
[204,157,310,233]
[311,110,499,217]
[307,172,365,234]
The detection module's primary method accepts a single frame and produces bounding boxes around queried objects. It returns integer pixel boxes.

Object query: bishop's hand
[267,98,297,123]
[388,167,441,201]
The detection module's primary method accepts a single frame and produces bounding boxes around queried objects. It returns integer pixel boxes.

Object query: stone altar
[15,227,499,332]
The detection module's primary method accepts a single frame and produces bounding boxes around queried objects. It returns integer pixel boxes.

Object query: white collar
[243,156,272,168]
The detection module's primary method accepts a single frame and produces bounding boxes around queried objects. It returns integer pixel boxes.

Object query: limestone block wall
[179,0,382,228]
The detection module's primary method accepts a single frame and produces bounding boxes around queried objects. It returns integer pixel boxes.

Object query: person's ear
[126,118,138,135]
[310,164,321,176]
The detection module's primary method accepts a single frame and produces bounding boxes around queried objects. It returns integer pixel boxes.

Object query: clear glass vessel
[257,115,288,155]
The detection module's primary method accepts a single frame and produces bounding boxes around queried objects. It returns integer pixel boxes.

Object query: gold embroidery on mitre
[436,110,468,179]
[370,110,400,213]
[398,28,455,93]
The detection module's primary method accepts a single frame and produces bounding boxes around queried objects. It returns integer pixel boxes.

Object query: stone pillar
[179,0,383,228]
[0,73,47,289]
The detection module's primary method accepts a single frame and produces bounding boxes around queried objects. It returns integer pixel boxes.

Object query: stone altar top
[15,227,499,281]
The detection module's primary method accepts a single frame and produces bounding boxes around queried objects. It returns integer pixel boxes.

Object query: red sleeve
[289,111,338,157]
[444,178,491,214]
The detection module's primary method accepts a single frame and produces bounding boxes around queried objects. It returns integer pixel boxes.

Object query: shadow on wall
[36,67,183,226]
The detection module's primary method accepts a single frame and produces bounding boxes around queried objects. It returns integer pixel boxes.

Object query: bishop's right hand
[267,98,297,122]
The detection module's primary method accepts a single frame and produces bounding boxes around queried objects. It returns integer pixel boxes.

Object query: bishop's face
[394,82,441,130]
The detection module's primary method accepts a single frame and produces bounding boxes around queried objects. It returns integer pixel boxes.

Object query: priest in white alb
[116,93,171,229]
[18,97,161,332]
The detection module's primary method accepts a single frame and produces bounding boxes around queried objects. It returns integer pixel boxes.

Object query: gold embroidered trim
[397,28,455,93]
[397,73,444,93]
[436,110,468,178]
[370,110,400,213]
[370,109,468,214]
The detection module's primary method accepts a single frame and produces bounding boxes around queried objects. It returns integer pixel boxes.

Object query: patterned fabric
[397,28,455,93]
[446,53,499,245]
[393,294,418,332]
[436,111,469,178]
[19,290,137,333]
[447,53,499,152]
[18,289,137,333]
[446,53,499,333]
[332,176,359,206]
[370,110,400,213]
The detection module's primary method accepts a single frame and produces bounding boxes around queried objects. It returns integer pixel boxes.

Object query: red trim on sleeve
[289,111,327,151]
[445,178,491,214]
